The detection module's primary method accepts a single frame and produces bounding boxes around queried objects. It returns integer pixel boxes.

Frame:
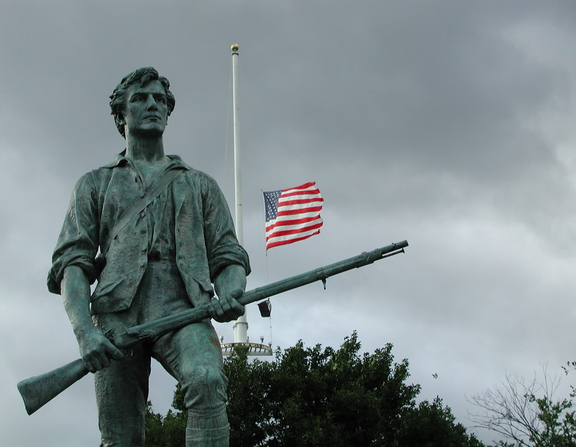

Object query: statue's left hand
[210,288,245,323]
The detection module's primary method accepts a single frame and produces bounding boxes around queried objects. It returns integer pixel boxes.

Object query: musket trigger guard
[134,330,155,341]
[124,329,155,344]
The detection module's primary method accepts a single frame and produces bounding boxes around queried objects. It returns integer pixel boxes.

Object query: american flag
[263,182,323,250]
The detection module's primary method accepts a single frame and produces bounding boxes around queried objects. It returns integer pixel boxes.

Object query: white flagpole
[231,44,243,244]
[231,44,248,344]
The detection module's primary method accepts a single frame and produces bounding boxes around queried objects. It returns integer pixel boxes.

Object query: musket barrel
[124,241,408,342]
[239,240,408,305]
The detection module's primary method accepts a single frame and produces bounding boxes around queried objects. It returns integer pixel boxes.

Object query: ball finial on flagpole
[231,44,239,52]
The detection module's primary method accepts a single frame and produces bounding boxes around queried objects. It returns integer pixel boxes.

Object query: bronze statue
[47,67,250,447]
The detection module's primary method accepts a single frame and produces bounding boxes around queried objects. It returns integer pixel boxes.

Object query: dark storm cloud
[3,2,576,446]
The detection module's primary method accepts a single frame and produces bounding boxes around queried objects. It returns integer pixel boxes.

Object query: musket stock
[18,240,408,414]
[18,359,88,415]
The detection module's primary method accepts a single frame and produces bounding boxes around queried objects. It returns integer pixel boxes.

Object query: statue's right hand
[78,331,125,373]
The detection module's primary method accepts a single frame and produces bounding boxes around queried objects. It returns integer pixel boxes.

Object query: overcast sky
[3,1,576,445]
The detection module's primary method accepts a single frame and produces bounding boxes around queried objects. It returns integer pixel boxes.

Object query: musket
[17,240,408,415]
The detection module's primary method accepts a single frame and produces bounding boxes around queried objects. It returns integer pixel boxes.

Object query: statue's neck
[125,135,165,163]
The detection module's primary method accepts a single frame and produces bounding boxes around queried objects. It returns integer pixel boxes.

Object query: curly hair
[109,67,176,138]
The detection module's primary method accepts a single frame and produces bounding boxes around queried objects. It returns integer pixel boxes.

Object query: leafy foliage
[145,395,187,447]
[146,332,484,446]
[469,364,576,447]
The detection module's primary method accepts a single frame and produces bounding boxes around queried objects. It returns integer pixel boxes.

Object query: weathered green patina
[49,67,250,447]
[18,240,408,416]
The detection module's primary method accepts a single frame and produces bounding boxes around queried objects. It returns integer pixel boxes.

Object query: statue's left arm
[211,263,247,322]
[199,172,250,322]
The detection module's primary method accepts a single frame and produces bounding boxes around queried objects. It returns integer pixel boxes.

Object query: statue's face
[123,80,168,138]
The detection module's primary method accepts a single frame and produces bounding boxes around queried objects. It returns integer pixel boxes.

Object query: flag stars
[263,182,323,250]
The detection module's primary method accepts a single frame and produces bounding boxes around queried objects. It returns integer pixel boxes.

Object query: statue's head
[109,67,176,138]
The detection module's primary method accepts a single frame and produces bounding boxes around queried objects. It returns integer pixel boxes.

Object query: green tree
[146,332,484,446]
[145,394,187,447]
[469,364,576,447]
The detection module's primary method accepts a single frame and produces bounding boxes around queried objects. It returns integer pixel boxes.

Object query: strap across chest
[103,168,185,253]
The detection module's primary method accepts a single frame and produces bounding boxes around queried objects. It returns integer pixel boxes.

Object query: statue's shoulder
[70,153,124,193]
[167,154,218,187]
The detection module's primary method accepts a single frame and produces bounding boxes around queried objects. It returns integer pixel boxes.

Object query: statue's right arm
[61,266,124,373]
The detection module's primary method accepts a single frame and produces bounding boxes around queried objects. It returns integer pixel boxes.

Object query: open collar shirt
[48,153,250,314]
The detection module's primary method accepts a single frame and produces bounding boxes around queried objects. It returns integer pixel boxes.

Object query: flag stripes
[263,182,323,250]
